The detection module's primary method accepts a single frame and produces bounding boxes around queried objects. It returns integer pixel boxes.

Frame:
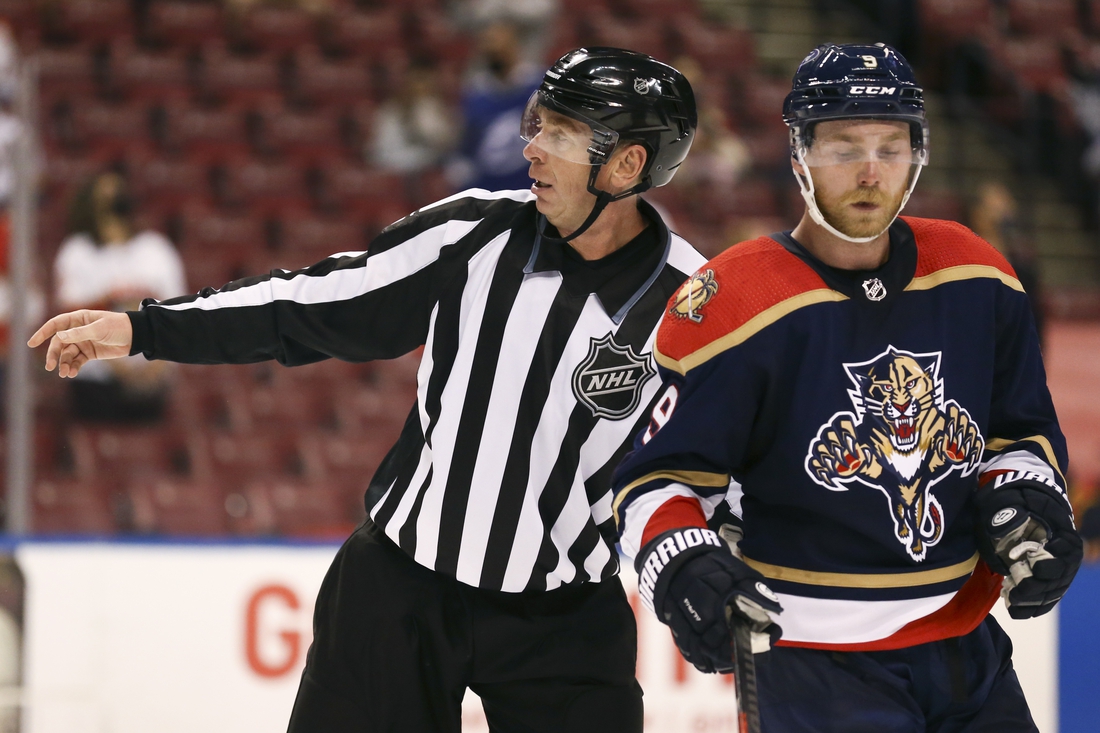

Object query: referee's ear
[605,143,648,194]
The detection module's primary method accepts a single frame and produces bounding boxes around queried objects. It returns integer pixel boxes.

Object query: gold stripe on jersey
[985,435,1066,485]
[905,265,1024,293]
[612,469,730,523]
[655,289,849,375]
[743,552,980,588]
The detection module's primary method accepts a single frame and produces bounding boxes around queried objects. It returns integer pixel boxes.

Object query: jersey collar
[524,197,672,324]
[770,218,918,305]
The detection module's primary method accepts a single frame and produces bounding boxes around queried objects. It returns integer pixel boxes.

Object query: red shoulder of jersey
[655,236,841,375]
[902,217,1023,291]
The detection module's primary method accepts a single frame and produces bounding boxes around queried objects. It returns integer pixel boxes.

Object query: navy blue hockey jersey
[611,216,1069,651]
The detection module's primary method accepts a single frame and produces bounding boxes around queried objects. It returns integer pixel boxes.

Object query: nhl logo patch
[634,77,650,94]
[862,278,887,302]
[572,335,656,420]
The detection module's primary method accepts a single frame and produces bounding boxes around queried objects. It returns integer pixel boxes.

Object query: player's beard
[817,184,906,239]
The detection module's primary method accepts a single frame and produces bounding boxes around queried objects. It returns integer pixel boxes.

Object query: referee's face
[524,113,645,235]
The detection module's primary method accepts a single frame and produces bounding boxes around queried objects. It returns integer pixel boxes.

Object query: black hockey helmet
[521,47,696,241]
[782,42,928,161]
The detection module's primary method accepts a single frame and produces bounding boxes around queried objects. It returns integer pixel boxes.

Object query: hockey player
[612,43,1082,731]
[30,49,702,733]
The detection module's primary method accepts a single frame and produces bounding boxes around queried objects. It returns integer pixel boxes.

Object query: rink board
[11,540,1094,733]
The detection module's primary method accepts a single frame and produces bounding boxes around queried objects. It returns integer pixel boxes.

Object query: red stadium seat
[255,102,348,162]
[1006,0,1079,38]
[190,431,303,490]
[739,75,790,129]
[68,425,189,485]
[334,383,417,436]
[36,45,97,102]
[999,38,1067,93]
[321,7,403,60]
[739,124,791,170]
[903,189,965,222]
[33,476,116,535]
[413,9,471,67]
[317,161,408,219]
[145,1,226,49]
[41,151,111,200]
[197,44,283,106]
[175,206,266,288]
[69,100,154,157]
[161,101,251,163]
[236,6,319,54]
[126,475,229,535]
[129,155,212,211]
[48,0,133,44]
[917,0,995,44]
[272,214,368,264]
[108,41,192,103]
[220,158,308,214]
[265,478,359,538]
[238,380,340,432]
[581,13,667,60]
[290,47,373,107]
[673,18,756,78]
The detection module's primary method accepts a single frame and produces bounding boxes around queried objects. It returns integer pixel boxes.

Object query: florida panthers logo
[805,347,984,562]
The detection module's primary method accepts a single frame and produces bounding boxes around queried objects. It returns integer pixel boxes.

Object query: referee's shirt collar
[524,197,671,324]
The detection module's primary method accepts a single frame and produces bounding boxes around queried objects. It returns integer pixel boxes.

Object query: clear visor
[798,119,929,168]
[520,91,619,165]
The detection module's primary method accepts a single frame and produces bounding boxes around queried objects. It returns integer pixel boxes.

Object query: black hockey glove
[975,473,1083,619]
[636,527,783,674]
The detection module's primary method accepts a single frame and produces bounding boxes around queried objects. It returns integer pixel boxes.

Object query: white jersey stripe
[417,187,535,214]
[775,590,956,645]
[155,218,482,312]
[454,271,564,586]
[414,230,511,570]
[379,442,434,540]
[546,467,599,586]
[501,295,613,590]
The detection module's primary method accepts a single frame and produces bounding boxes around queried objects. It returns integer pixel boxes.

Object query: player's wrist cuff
[635,527,724,616]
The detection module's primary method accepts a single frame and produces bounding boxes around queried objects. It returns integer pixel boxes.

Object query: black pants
[287,520,643,733]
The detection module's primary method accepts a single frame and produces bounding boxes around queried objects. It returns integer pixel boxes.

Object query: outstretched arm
[27,310,133,378]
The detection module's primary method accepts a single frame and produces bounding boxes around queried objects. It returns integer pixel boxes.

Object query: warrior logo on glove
[805,346,984,561]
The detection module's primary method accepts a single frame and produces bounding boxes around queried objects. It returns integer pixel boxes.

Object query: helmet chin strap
[792,148,923,245]
[539,164,651,243]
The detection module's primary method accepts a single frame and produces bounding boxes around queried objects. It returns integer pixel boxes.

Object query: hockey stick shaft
[730,616,762,733]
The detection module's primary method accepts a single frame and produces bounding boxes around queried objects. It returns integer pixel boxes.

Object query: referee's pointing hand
[28,310,134,378]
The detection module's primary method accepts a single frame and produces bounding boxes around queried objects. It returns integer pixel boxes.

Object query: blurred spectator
[668,56,752,192]
[451,0,559,63]
[448,20,541,192]
[1065,38,1100,232]
[969,182,1046,346]
[370,57,456,174]
[54,171,186,422]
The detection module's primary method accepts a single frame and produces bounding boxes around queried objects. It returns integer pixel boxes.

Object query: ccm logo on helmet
[848,85,897,95]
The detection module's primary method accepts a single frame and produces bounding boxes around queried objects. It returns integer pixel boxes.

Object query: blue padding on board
[1059,564,1100,733]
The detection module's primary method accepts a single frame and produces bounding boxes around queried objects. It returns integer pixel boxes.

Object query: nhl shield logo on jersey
[804,346,985,562]
[572,335,655,420]
[669,268,718,323]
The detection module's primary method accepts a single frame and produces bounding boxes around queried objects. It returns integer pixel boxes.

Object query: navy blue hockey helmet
[783,42,928,163]
[782,43,929,243]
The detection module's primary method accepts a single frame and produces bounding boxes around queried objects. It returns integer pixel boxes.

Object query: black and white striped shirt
[129,188,705,592]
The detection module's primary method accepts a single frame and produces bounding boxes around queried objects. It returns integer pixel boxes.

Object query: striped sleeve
[128,190,528,366]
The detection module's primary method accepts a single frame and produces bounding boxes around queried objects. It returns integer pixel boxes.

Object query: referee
[30,48,702,733]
